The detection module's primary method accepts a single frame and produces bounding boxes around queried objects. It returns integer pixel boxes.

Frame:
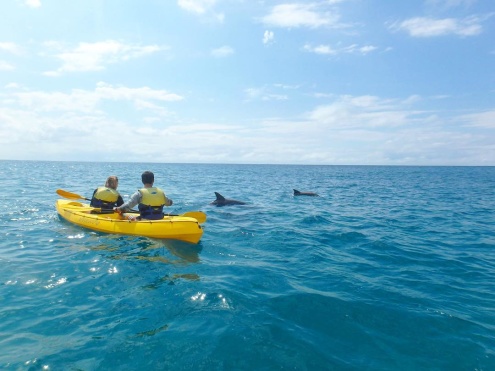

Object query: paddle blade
[182,211,207,224]
[56,189,90,201]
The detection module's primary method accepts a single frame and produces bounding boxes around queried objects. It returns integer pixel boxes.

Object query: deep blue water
[0,161,494,370]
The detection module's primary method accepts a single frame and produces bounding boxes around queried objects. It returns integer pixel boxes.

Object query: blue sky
[0,0,494,165]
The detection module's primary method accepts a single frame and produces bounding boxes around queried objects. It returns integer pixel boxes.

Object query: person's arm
[164,196,173,206]
[115,191,141,212]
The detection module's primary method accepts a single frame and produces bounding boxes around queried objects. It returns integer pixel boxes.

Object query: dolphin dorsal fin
[214,192,226,201]
[293,189,301,195]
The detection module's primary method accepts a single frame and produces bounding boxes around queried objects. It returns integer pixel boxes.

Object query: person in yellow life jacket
[90,175,124,210]
[114,171,173,220]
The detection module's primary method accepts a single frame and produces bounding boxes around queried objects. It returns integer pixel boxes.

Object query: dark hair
[141,171,154,184]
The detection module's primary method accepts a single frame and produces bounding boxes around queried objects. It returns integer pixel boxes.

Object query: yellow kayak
[56,199,204,244]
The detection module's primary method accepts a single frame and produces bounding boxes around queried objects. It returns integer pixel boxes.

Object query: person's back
[115,171,173,220]
[138,186,168,220]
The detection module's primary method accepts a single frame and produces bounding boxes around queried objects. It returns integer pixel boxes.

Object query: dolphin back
[214,192,226,201]
[211,192,246,206]
[293,189,319,196]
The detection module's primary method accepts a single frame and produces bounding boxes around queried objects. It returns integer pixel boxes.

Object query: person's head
[105,175,119,190]
[141,171,154,185]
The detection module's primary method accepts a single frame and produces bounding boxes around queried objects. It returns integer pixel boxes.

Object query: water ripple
[1,162,494,370]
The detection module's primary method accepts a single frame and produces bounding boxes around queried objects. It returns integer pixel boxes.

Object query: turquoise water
[0,161,494,370]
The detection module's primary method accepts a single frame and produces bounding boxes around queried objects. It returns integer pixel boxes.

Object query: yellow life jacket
[93,187,120,203]
[138,187,166,219]
[91,187,120,209]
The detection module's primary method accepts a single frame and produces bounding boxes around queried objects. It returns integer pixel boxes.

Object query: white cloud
[0,82,186,161]
[0,43,24,71]
[307,95,416,129]
[392,16,483,37]
[244,87,288,101]
[304,44,337,55]
[234,95,491,165]
[425,0,476,10]
[12,90,99,113]
[25,0,41,8]
[178,0,216,14]
[177,0,224,22]
[273,83,300,90]
[402,95,422,105]
[211,45,234,57]
[276,94,493,165]
[0,84,493,164]
[359,45,377,54]
[261,3,340,28]
[461,110,495,128]
[0,42,23,55]
[5,83,21,89]
[263,30,275,45]
[43,40,164,76]
[3,82,182,114]
[303,43,377,55]
[0,61,15,71]
[95,82,183,103]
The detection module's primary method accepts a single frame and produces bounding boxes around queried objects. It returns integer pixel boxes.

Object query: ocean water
[0,161,494,370]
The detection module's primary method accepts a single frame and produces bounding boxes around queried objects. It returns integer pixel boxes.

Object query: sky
[0,0,494,165]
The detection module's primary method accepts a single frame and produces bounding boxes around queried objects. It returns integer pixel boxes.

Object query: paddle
[57,189,206,223]
[57,189,90,201]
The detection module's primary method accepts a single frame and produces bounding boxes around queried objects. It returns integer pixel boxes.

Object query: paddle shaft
[56,189,91,201]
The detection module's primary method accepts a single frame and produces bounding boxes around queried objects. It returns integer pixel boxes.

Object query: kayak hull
[56,199,203,244]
